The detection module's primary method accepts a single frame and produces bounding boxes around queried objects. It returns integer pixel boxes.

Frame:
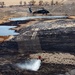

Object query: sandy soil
[0,36,14,43]
[0,5,75,24]
[0,7,28,24]
[68,16,75,19]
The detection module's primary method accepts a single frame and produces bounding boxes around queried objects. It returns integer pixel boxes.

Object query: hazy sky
[0,0,69,6]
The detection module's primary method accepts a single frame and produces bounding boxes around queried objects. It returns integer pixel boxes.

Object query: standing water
[0,26,19,36]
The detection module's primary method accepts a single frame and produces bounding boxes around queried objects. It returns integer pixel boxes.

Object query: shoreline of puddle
[0,25,19,43]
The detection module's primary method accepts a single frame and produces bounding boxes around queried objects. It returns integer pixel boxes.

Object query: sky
[0,0,73,6]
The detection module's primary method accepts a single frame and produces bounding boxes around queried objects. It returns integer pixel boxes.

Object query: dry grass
[0,5,75,24]
[30,52,75,65]
[0,36,14,43]
[68,16,75,19]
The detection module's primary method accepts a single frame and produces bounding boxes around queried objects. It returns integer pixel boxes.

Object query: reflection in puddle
[0,26,19,36]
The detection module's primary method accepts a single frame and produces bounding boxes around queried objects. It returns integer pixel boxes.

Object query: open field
[0,5,75,75]
[0,4,75,23]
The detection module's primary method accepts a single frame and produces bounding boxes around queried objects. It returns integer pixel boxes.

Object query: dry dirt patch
[0,36,14,43]
[30,52,75,65]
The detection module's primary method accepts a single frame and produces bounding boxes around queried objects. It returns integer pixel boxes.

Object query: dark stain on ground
[0,63,75,75]
[0,20,35,26]
[1,25,75,74]
[38,28,75,52]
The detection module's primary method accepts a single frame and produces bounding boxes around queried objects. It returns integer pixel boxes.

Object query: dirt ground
[0,36,14,43]
[0,5,75,75]
[30,52,75,65]
[0,4,75,23]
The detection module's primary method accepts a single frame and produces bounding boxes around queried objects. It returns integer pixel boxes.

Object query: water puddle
[9,16,68,21]
[0,26,19,36]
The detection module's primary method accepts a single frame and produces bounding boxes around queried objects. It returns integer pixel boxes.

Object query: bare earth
[1,5,75,75]
[30,52,75,65]
[0,36,14,43]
